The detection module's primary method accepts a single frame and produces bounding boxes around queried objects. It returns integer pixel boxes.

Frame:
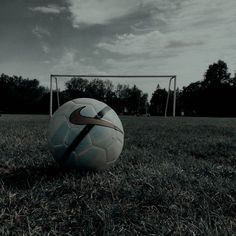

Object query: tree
[65,77,89,99]
[204,60,231,88]
[0,74,46,113]
[179,81,204,116]
[203,60,233,116]
[150,85,168,115]
[179,60,236,116]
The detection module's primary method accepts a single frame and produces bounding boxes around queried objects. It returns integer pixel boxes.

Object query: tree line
[179,60,236,117]
[0,60,235,116]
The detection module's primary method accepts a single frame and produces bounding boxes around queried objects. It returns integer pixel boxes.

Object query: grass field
[0,115,236,235]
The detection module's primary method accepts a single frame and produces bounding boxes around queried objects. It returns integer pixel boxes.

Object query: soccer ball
[47,98,124,171]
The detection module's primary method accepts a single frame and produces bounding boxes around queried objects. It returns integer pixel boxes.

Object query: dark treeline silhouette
[178,60,236,117]
[0,74,48,114]
[0,74,148,115]
[62,78,148,115]
[0,60,235,116]
[149,85,179,116]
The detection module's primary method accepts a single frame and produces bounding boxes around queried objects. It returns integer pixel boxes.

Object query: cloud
[29,5,66,14]
[32,26,50,54]
[166,40,204,48]
[42,60,51,64]
[67,0,185,28]
[52,51,105,74]
[98,31,164,55]
[32,26,50,39]
[42,43,49,54]
[97,31,204,56]
[67,0,139,27]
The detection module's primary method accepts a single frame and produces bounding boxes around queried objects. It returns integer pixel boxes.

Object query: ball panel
[106,140,123,163]
[65,126,84,145]
[102,109,124,133]
[116,130,124,145]
[53,144,67,162]
[74,134,93,155]
[65,151,78,167]
[54,101,76,117]
[72,98,106,113]
[79,104,97,118]
[71,98,90,105]
[101,109,115,123]
[48,115,66,139]
[113,113,124,133]
[75,147,107,170]
[86,99,107,114]
[90,126,114,148]
[50,117,69,146]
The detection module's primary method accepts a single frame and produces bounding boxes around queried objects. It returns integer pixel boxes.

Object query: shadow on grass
[0,164,92,190]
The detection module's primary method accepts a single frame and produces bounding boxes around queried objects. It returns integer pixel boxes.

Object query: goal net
[49,74,177,117]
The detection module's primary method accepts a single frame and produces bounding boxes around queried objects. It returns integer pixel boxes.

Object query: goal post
[49,74,177,117]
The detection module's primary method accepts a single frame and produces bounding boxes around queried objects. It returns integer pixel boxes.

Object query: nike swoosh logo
[69,106,124,134]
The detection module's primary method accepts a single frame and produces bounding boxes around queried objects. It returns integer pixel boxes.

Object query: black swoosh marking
[69,106,123,133]
[60,124,94,164]
[60,105,123,164]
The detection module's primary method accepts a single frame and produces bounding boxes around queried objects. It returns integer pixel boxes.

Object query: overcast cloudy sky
[0,0,235,96]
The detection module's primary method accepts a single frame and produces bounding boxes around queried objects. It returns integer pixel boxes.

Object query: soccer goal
[49,74,177,117]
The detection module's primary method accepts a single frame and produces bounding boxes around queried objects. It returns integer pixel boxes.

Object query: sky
[0,0,236,97]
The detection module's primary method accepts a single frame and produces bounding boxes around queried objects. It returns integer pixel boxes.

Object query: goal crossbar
[50,74,177,117]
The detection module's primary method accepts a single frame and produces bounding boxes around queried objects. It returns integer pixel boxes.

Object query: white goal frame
[49,74,177,117]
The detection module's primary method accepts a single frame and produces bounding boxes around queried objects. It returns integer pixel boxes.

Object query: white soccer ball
[47,98,124,171]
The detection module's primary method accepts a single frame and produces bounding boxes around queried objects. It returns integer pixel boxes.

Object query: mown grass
[0,115,236,235]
